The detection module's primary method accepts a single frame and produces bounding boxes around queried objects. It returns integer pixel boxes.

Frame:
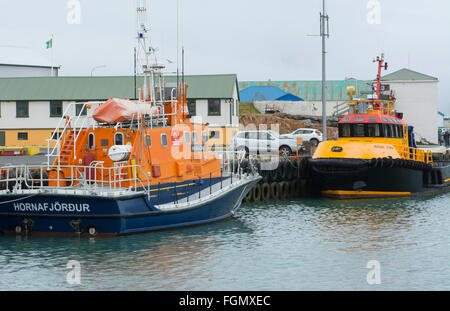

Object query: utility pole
[320,0,329,140]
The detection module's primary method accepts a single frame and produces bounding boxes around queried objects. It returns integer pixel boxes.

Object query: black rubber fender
[252,183,261,202]
[270,182,280,200]
[289,180,297,198]
[261,183,271,201]
[279,182,290,200]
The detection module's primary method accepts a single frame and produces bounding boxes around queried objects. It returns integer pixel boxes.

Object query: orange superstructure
[46,82,220,189]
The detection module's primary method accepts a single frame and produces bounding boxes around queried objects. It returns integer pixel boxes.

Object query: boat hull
[309,158,450,199]
[0,176,261,236]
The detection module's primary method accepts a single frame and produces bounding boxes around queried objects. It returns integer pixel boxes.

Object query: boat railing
[0,163,152,198]
[46,102,101,166]
[154,156,258,207]
[392,144,434,165]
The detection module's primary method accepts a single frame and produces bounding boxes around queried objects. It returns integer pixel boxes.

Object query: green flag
[46,38,53,49]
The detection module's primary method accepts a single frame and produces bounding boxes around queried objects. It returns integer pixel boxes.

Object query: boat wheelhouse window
[115,132,124,145]
[192,132,198,144]
[342,117,351,122]
[397,125,404,138]
[354,117,365,122]
[353,124,365,137]
[88,133,95,150]
[184,131,190,144]
[367,124,381,137]
[368,117,377,122]
[382,124,391,138]
[339,124,352,137]
[161,134,168,147]
[145,134,151,147]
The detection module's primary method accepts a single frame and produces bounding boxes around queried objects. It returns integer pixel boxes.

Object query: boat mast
[373,53,388,110]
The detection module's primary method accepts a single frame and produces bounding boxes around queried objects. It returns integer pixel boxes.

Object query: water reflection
[1,193,449,290]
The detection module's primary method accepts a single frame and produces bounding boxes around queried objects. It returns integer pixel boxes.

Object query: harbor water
[1,193,450,290]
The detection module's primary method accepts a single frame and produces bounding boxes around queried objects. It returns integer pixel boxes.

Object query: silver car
[230,130,300,157]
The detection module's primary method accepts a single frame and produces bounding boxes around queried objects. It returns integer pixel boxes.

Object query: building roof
[381,68,438,81]
[0,74,238,101]
[239,80,372,101]
[0,46,59,68]
[239,85,303,102]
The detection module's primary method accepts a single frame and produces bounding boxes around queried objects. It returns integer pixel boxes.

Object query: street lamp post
[91,65,106,76]
[320,0,329,140]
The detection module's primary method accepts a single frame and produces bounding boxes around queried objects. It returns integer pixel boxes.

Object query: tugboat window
[115,132,124,145]
[161,133,168,147]
[367,124,381,137]
[397,125,404,138]
[88,133,95,150]
[339,124,352,137]
[383,124,391,138]
[353,124,365,137]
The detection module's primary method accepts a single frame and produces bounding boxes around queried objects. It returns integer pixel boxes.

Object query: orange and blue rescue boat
[0,71,260,237]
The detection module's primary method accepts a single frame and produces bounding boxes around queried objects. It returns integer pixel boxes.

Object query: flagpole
[51,34,54,77]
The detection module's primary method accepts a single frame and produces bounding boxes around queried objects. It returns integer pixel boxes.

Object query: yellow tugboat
[309,54,450,199]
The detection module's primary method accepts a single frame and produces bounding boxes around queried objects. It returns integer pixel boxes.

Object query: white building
[0,46,60,77]
[0,74,239,147]
[381,68,439,144]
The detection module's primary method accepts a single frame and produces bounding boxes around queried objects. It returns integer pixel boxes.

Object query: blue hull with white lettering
[0,176,260,236]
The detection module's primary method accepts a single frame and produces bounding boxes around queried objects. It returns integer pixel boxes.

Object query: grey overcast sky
[0,0,449,113]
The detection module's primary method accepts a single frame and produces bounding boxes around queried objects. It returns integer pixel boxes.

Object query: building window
[18,132,28,141]
[187,99,196,116]
[50,101,63,117]
[51,131,62,140]
[208,99,221,116]
[76,103,87,116]
[209,130,220,139]
[16,101,29,118]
